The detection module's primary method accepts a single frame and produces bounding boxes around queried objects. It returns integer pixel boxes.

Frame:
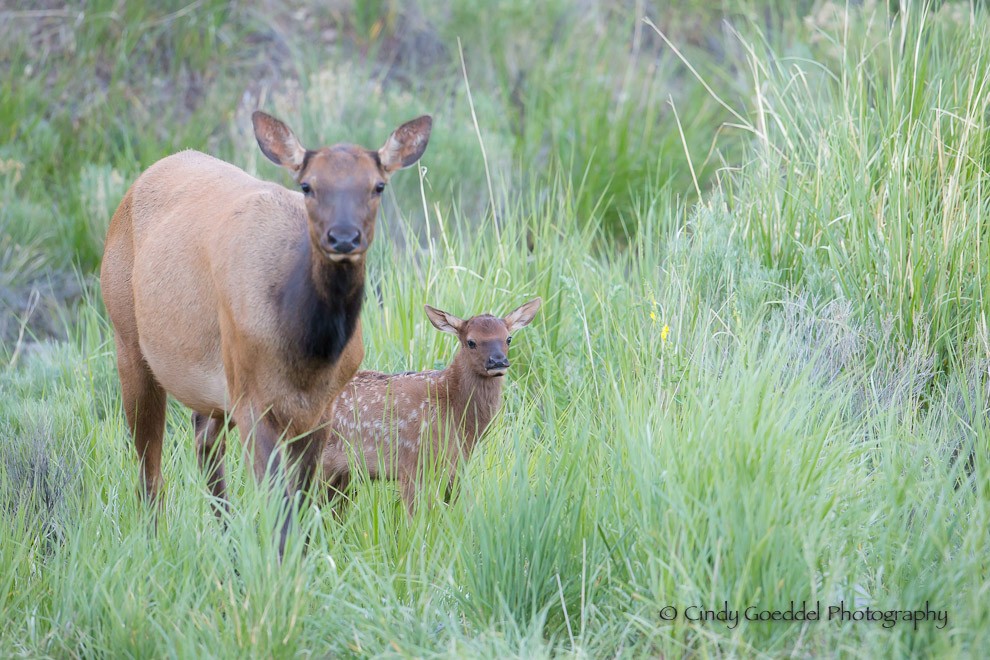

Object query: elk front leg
[234,407,326,557]
[232,406,297,557]
[194,412,231,518]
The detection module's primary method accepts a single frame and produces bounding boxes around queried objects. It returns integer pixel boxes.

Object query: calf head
[425,298,542,377]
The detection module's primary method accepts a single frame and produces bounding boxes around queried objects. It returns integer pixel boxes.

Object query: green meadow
[2,1,988,656]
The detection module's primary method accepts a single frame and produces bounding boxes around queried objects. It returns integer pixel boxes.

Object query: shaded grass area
[2,1,990,657]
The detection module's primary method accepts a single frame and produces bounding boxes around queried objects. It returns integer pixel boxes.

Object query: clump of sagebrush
[777,295,861,386]
[773,294,936,419]
[0,419,81,554]
[948,346,990,431]
[866,318,937,415]
[939,340,990,480]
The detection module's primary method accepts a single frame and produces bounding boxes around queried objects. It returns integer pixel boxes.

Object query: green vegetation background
[1,0,988,656]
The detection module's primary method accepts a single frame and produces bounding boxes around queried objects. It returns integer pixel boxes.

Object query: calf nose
[326,227,362,254]
[486,354,509,370]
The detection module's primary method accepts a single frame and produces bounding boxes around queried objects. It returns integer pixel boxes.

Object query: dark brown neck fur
[277,240,364,369]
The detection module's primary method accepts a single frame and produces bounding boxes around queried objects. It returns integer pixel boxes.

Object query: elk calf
[322,298,542,516]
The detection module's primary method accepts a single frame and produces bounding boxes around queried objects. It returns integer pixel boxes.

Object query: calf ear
[504,297,542,332]
[425,304,464,335]
[379,116,432,174]
[252,111,307,175]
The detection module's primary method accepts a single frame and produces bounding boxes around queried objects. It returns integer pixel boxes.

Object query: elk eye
[300,182,312,195]
[467,339,477,349]
[507,336,513,345]
[374,181,386,194]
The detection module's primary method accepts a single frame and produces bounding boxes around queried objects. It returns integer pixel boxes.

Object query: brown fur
[100,112,431,553]
[321,298,542,516]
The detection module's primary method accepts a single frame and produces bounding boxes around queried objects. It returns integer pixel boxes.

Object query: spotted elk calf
[321,298,542,516]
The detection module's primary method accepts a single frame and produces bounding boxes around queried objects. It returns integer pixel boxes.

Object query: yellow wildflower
[661,324,670,343]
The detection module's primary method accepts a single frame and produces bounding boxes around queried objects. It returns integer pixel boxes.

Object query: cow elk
[321,298,542,516]
[100,110,432,553]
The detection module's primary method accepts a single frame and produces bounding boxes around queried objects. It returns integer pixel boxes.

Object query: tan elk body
[321,298,542,515]
[100,111,431,551]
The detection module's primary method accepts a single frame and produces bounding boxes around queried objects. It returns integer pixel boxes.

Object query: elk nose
[326,227,362,254]
[486,354,509,370]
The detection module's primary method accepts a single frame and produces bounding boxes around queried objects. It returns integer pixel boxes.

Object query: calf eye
[467,339,477,349]
[374,181,386,194]
[507,336,513,345]
[300,182,312,195]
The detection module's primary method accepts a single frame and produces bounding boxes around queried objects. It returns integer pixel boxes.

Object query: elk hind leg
[116,339,167,505]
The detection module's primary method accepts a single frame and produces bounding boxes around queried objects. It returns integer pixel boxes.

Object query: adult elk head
[252,111,432,262]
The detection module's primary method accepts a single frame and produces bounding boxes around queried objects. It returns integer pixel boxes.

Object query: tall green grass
[2,1,989,657]
[3,185,987,655]
[725,2,990,358]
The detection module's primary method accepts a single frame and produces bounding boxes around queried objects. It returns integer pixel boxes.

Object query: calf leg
[325,471,352,519]
[286,427,324,497]
[443,475,458,505]
[398,473,418,519]
[322,434,355,519]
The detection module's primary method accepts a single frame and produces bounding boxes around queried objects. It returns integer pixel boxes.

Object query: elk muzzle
[324,224,363,258]
[485,353,510,375]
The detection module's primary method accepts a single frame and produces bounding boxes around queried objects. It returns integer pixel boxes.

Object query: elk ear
[425,304,463,335]
[504,297,542,333]
[252,111,307,175]
[379,115,432,174]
